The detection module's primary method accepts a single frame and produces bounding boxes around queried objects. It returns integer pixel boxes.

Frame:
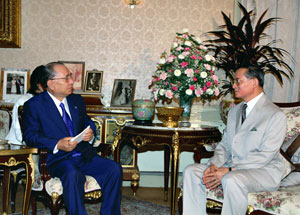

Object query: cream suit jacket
[209,94,287,184]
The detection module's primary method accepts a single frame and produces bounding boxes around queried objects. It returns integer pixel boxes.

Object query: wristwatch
[228,167,232,171]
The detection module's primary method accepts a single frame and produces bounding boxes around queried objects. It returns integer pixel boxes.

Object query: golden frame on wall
[0,0,21,48]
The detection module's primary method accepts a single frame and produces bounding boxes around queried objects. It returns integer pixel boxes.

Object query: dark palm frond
[204,3,294,96]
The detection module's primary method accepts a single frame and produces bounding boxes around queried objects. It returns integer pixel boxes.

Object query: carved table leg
[164,145,170,201]
[170,131,180,215]
[23,154,35,215]
[3,167,11,215]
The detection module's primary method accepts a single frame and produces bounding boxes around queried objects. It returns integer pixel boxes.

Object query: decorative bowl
[132,99,155,125]
[156,107,184,128]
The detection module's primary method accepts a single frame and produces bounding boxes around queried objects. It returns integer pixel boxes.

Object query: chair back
[0,109,11,139]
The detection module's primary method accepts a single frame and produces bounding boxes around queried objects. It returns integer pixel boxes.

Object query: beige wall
[0,0,234,105]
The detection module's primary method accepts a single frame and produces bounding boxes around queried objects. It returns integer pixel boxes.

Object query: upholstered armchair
[178,102,300,215]
[18,106,104,215]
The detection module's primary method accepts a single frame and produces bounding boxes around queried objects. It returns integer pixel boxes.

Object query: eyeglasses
[51,73,73,81]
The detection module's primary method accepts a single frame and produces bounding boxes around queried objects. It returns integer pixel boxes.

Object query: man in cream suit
[183,66,287,215]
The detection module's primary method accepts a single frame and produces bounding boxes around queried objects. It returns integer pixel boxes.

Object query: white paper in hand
[70,126,90,143]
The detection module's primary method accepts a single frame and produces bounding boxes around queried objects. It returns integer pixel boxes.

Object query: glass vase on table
[179,96,193,127]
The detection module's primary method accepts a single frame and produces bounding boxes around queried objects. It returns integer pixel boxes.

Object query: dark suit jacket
[22,91,97,167]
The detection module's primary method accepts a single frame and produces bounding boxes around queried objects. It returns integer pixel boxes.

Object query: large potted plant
[205,3,294,122]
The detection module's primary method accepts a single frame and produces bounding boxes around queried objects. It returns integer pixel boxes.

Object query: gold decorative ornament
[124,0,142,9]
[156,107,184,128]
[132,172,139,180]
[51,192,60,205]
[85,190,102,199]
[131,136,150,148]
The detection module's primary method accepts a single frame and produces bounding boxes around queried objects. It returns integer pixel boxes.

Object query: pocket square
[250,127,257,131]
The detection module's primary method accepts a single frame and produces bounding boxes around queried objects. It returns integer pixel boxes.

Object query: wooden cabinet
[86,106,139,191]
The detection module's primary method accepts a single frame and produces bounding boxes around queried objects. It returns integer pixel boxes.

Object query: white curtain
[235,0,300,102]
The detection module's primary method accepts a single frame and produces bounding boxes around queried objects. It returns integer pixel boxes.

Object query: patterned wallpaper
[0,0,234,105]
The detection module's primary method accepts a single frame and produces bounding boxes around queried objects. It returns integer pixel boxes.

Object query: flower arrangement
[149,29,220,103]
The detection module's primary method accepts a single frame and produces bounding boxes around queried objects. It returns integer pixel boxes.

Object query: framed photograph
[59,61,85,91]
[0,68,30,101]
[0,0,21,48]
[110,79,136,107]
[84,69,103,93]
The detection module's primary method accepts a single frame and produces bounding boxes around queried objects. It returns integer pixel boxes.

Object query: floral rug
[12,196,179,215]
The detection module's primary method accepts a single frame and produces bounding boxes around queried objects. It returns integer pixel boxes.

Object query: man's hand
[203,163,230,190]
[57,137,78,152]
[82,128,94,142]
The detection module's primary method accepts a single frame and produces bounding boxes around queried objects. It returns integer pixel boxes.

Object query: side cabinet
[86,107,139,192]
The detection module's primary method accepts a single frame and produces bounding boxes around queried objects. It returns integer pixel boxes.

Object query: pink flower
[172,86,178,91]
[185,68,194,77]
[190,55,197,60]
[167,55,175,63]
[215,88,220,96]
[212,75,218,81]
[193,77,197,81]
[214,80,218,85]
[206,81,212,87]
[198,56,203,60]
[203,86,207,92]
[138,111,145,117]
[182,51,190,56]
[168,69,172,73]
[181,62,189,68]
[195,51,200,54]
[189,85,195,90]
[156,77,160,81]
[184,47,191,51]
[165,90,173,99]
[159,72,168,80]
[195,69,200,73]
[176,46,183,51]
[204,64,211,71]
[195,89,203,97]
[165,81,168,85]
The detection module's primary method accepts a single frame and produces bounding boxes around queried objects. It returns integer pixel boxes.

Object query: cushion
[280,107,300,143]
[45,175,101,196]
[0,110,10,139]
[207,185,300,215]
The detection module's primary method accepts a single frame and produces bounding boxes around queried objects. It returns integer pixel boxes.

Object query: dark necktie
[60,103,74,137]
[241,103,247,124]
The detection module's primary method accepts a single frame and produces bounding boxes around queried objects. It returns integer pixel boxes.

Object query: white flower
[205,54,212,61]
[178,54,185,59]
[182,28,189,33]
[159,58,166,64]
[212,66,216,71]
[200,72,207,78]
[185,89,193,95]
[174,69,181,76]
[159,89,166,96]
[172,42,178,48]
[195,37,202,44]
[206,88,213,95]
[184,41,192,46]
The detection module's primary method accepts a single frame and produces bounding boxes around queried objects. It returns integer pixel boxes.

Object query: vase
[132,99,155,125]
[179,96,193,127]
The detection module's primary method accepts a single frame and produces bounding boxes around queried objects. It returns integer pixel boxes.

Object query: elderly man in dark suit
[22,62,122,215]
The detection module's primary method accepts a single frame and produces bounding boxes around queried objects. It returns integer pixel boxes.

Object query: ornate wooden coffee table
[113,124,221,215]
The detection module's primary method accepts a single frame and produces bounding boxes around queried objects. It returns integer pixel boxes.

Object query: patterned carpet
[13,196,179,215]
